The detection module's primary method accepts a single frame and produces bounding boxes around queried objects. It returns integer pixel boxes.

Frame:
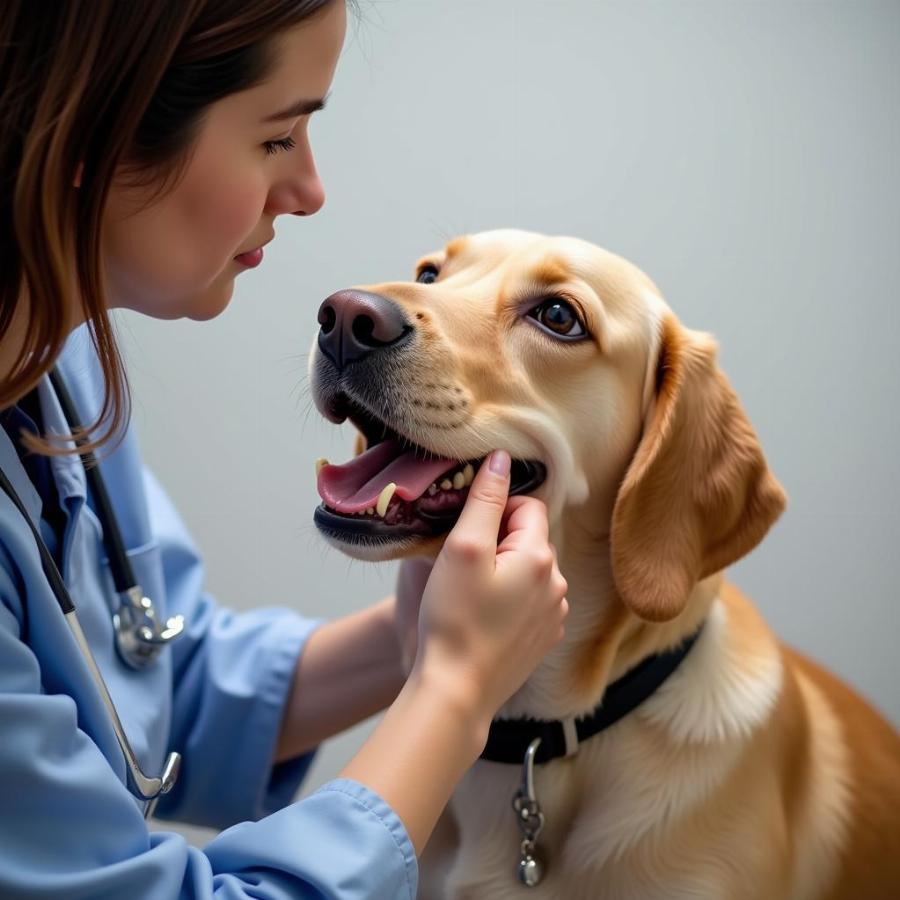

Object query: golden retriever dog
[309,229,900,899]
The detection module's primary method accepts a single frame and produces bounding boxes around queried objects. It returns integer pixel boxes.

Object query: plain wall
[127,0,900,845]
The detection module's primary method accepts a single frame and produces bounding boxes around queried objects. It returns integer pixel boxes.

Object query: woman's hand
[411,450,569,729]
[341,452,567,854]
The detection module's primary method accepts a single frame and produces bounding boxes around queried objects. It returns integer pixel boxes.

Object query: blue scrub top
[0,326,417,899]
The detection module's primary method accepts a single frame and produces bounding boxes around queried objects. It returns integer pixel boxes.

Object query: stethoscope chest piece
[114,586,185,670]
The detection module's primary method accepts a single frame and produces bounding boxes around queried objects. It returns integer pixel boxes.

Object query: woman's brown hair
[0,0,341,458]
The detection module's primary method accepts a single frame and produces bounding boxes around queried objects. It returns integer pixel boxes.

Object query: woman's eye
[416,265,440,284]
[264,135,297,156]
[529,298,586,338]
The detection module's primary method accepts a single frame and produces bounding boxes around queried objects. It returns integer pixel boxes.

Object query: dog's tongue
[317,439,457,514]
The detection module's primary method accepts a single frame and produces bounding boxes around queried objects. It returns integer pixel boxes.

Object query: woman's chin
[184,279,236,321]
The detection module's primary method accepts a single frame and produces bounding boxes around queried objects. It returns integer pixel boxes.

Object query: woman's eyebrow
[261,94,329,123]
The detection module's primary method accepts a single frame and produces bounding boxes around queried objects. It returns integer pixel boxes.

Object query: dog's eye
[416,265,440,285]
[529,299,586,339]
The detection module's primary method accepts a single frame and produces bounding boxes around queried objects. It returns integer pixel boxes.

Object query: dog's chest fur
[422,592,848,900]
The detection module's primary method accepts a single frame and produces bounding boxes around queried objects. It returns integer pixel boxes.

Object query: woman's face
[103,1,346,321]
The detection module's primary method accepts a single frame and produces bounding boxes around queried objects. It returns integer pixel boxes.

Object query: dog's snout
[317,290,411,369]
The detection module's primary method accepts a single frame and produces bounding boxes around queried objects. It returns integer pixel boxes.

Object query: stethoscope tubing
[65,609,181,809]
[0,368,181,817]
[48,369,137,594]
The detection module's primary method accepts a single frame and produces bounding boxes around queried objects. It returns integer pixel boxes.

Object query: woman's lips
[234,247,264,268]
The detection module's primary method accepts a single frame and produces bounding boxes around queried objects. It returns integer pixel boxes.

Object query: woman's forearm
[275,596,405,762]
[339,668,489,855]
[275,596,490,855]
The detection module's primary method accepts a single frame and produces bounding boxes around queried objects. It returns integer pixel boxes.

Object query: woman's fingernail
[489,449,511,476]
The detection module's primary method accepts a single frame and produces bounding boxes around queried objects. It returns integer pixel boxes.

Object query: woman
[0,1,569,897]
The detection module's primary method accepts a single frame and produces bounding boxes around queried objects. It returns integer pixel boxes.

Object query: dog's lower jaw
[317,529,442,562]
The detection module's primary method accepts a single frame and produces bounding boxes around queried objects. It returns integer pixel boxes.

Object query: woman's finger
[444,450,512,567]
[497,495,549,553]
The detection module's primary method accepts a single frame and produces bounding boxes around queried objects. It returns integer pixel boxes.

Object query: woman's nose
[290,171,325,217]
[267,140,326,218]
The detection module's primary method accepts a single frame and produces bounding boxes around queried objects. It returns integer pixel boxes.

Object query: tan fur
[611,314,787,622]
[326,230,900,898]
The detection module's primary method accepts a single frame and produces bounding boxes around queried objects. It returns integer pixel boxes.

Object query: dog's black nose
[317,290,411,369]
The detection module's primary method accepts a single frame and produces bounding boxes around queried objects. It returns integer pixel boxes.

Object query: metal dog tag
[512,737,546,887]
[517,841,543,887]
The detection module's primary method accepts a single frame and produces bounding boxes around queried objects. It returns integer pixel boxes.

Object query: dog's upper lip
[343,396,454,461]
[330,393,398,442]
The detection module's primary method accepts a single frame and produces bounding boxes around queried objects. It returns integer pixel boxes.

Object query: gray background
[124,0,899,845]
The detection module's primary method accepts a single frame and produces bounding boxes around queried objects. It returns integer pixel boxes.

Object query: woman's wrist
[404,658,493,759]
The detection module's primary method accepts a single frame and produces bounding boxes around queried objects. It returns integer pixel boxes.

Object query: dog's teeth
[366,507,375,515]
[376,483,396,517]
[462,463,474,486]
[452,471,466,490]
[427,484,438,496]
[440,478,452,491]
[315,458,329,477]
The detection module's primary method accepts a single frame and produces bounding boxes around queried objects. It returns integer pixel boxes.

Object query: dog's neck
[496,513,719,724]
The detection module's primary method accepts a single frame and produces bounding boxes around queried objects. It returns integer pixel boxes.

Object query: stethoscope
[0,368,184,818]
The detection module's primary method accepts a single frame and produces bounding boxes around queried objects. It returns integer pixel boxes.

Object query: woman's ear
[610,314,787,622]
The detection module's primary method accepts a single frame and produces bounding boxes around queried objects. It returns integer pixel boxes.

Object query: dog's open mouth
[314,399,546,544]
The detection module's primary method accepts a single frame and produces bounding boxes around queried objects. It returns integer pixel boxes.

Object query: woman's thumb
[448,450,511,549]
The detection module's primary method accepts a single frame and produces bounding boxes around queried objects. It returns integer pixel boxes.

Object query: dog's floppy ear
[610,314,786,622]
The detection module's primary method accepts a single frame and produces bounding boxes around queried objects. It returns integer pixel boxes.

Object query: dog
[309,229,900,899]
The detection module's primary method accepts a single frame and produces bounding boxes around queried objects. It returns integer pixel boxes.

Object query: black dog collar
[480,623,705,765]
